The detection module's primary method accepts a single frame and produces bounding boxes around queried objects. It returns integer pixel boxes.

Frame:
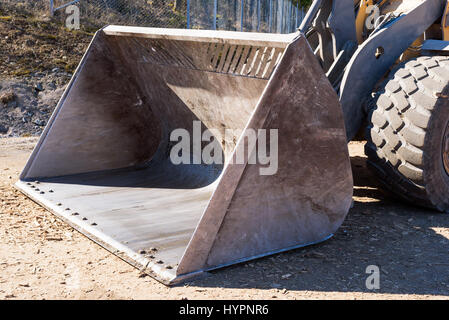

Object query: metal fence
[189,0,305,33]
[47,0,305,33]
[49,0,80,16]
[46,0,188,29]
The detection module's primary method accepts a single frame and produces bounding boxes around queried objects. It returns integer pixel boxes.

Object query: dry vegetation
[0,1,93,77]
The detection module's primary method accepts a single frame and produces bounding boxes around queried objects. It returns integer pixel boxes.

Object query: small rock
[298,267,308,273]
[34,83,44,91]
[0,124,8,134]
[32,119,46,127]
[0,91,15,104]
[304,252,326,259]
[7,100,17,108]
[45,237,63,241]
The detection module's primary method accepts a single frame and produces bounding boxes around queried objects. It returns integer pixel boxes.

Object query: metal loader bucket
[16,26,353,284]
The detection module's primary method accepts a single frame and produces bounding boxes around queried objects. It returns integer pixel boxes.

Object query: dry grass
[0,91,16,104]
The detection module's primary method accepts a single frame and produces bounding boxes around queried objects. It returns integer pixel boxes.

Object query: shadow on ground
[184,154,449,296]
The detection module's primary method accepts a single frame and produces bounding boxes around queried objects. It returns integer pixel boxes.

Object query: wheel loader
[16,0,449,284]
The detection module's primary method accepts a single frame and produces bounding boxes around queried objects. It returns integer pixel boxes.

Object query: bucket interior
[18,27,292,281]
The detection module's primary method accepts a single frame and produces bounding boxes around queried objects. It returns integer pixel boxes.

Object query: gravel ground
[1,139,448,300]
[0,1,91,138]
[0,73,70,137]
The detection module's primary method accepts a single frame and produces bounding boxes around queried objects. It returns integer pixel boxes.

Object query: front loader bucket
[16,26,353,285]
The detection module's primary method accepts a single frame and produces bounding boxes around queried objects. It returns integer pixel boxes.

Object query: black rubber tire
[366,56,449,213]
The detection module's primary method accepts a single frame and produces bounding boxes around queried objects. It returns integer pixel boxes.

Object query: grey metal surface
[299,0,322,32]
[178,34,353,275]
[309,0,357,71]
[444,121,449,177]
[339,0,446,140]
[16,169,213,282]
[17,26,353,284]
[299,0,357,87]
[328,0,357,55]
[422,39,449,55]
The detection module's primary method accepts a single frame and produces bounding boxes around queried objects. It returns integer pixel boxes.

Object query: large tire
[366,56,449,212]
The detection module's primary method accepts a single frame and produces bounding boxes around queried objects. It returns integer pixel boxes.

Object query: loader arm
[302,0,446,140]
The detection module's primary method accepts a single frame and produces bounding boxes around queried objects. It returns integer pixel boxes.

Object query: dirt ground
[0,76,69,137]
[0,2,93,138]
[1,0,448,301]
[0,2,92,78]
[1,138,448,300]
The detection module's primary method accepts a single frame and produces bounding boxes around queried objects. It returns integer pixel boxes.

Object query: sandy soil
[0,138,448,300]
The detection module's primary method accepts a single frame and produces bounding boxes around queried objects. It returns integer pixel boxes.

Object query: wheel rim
[444,122,449,177]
